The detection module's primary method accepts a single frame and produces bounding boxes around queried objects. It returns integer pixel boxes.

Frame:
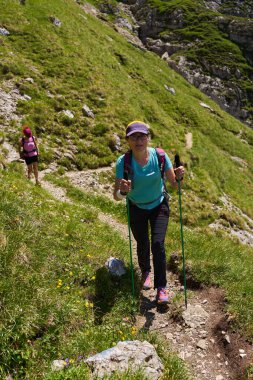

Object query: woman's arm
[165,166,184,189]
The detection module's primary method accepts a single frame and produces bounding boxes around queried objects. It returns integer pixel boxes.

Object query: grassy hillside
[0,0,253,378]
[0,164,194,379]
[1,0,253,224]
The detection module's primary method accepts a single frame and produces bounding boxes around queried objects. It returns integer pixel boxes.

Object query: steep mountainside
[0,1,253,378]
[0,0,253,226]
[112,0,253,127]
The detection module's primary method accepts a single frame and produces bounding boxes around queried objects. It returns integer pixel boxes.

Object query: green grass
[1,0,253,378]
[0,165,193,379]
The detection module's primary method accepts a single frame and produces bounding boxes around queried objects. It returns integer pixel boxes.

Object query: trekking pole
[175,154,187,309]
[126,196,135,298]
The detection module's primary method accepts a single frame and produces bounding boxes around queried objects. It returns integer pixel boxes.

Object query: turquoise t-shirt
[116,147,173,210]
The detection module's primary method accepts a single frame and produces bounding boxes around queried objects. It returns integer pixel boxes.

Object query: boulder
[85,340,164,379]
[105,257,126,276]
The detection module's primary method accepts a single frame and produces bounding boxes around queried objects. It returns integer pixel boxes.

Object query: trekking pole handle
[174,154,183,181]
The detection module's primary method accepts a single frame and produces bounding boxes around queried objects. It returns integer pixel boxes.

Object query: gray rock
[105,257,126,276]
[116,17,133,31]
[85,340,164,379]
[196,339,208,350]
[22,94,32,101]
[49,16,62,27]
[24,77,34,83]
[112,133,121,151]
[164,85,176,95]
[0,28,10,36]
[82,104,95,118]
[51,360,66,371]
[199,102,214,113]
[182,304,209,328]
[61,110,74,119]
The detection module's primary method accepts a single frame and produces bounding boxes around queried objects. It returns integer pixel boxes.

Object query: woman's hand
[119,179,132,194]
[174,166,184,181]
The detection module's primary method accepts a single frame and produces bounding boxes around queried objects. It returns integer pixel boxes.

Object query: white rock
[85,340,164,380]
[0,27,10,36]
[61,110,74,119]
[197,339,208,350]
[82,104,95,118]
[166,333,173,340]
[182,304,209,328]
[164,85,176,95]
[22,94,32,101]
[24,77,34,83]
[216,375,224,380]
[51,360,66,371]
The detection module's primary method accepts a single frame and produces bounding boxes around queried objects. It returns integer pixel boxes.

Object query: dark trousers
[129,198,169,289]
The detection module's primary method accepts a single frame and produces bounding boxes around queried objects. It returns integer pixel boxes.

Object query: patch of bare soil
[137,273,253,380]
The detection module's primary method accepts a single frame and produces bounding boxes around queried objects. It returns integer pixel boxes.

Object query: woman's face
[127,133,149,152]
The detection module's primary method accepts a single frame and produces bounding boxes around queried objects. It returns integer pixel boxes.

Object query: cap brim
[126,129,149,137]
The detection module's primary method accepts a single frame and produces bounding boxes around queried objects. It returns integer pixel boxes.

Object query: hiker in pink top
[19,125,40,185]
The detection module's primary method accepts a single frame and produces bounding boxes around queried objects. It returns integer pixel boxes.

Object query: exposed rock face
[118,0,253,127]
[212,0,253,18]
[218,17,253,65]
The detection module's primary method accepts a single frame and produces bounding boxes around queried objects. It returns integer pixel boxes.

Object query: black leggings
[129,198,170,289]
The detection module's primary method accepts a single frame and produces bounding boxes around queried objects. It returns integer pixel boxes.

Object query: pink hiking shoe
[142,271,151,290]
[156,287,169,304]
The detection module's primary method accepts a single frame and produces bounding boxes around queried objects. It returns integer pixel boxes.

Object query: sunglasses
[128,134,148,141]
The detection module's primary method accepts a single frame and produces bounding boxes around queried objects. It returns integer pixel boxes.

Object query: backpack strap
[123,150,133,180]
[156,147,169,196]
[32,136,38,153]
[155,148,165,179]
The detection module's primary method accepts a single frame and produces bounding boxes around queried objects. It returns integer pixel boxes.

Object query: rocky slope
[105,0,253,128]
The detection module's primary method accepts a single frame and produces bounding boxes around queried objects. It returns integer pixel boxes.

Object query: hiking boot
[156,287,168,304]
[142,271,151,290]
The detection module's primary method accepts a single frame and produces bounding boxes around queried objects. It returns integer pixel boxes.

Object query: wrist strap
[116,189,126,200]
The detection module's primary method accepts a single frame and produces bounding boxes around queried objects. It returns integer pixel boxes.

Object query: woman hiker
[19,126,40,185]
[113,121,184,304]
